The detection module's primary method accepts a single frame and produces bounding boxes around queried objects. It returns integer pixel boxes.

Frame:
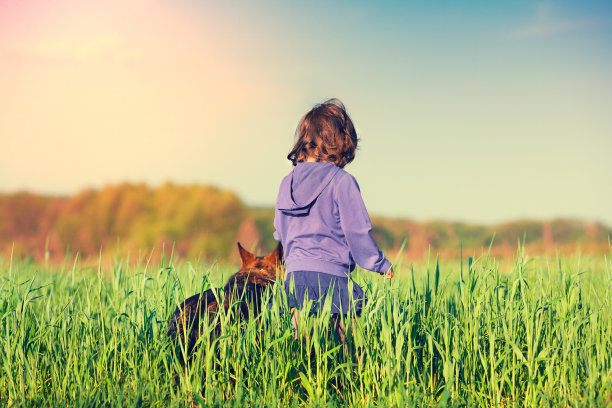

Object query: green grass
[0,248,610,407]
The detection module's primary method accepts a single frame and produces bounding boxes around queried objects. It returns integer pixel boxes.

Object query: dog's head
[237,242,284,280]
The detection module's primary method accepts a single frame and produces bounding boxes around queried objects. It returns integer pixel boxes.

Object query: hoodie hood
[277,162,341,216]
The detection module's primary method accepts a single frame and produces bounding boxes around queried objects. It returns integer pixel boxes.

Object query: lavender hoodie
[273,162,392,277]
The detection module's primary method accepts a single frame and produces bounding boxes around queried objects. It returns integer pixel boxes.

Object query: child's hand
[382,267,394,279]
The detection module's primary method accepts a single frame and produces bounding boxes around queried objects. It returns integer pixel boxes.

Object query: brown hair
[287,98,358,168]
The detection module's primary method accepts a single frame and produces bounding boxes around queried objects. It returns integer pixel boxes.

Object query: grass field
[1,248,611,407]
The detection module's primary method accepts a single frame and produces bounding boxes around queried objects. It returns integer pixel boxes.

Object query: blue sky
[1,0,611,225]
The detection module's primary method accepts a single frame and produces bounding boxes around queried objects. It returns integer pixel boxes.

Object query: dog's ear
[264,242,283,266]
[237,242,256,265]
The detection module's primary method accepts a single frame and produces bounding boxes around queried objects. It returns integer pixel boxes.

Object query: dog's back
[167,288,219,359]
[167,242,284,366]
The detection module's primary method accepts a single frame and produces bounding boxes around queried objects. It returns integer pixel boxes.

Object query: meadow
[0,247,610,407]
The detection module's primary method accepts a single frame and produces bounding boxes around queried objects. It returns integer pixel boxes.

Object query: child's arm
[336,174,393,276]
[273,206,283,243]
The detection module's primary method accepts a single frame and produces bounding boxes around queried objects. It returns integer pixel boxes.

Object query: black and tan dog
[167,242,284,368]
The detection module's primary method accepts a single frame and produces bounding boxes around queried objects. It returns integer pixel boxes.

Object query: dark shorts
[284,270,366,316]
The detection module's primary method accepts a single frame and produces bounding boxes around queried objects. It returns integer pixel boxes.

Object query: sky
[1,0,611,226]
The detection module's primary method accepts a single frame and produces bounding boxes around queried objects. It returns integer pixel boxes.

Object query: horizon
[1,181,610,229]
[2,1,611,226]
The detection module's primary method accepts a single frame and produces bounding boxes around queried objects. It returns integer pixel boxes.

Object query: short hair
[287,98,358,168]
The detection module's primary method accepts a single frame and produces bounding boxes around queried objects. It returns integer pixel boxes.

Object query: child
[273,98,393,340]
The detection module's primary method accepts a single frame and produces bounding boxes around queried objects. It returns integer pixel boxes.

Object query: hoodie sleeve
[336,173,392,274]
[273,206,282,242]
[273,181,284,243]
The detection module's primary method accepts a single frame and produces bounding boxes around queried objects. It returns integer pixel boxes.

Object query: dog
[167,242,284,370]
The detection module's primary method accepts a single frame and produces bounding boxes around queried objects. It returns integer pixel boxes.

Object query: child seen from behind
[273,98,393,341]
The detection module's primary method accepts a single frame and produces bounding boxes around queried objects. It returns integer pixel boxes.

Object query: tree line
[1,183,609,263]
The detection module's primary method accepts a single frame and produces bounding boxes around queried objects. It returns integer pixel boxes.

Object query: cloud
[510,3,600,39]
